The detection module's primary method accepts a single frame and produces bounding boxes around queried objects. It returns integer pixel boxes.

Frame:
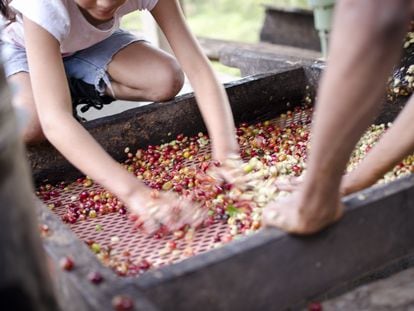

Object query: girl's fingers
[181,203,208,228]
[130,193,208,234]
[207,165,249,192]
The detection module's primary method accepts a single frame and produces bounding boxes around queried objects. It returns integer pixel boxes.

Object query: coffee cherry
[60,256,74,271]
[112,295,134,311]
[88,271,104,284]
[308,302,322,311]
[138,259,151,271]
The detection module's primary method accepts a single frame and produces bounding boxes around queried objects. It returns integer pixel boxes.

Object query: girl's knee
[22,120,45,144]
[15,104,45,144]
[151,57,184,102]
[8,75,45,143]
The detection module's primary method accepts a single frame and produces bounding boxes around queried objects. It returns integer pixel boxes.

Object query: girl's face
[75,0,127,23]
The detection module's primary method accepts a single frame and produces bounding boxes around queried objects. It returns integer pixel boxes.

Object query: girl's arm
[151,0,240,163]
[23,17,151,204]
[262,0,409,234]
[23,16,200,231]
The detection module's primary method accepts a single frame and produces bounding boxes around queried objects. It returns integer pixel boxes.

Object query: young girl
[0,0,242,231]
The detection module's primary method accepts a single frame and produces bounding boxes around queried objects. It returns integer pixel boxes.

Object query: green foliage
[185,0,270,43]
[121,0,311,42]
[211,61,241,77]
[120,0,311,76]
[184,0,309,42]
[225,204,241,217]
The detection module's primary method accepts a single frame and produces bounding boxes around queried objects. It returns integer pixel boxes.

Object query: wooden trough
[30,65,414,310]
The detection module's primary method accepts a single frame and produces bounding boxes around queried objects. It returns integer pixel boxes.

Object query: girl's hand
[126,190,208,235]
[207,154,250,190]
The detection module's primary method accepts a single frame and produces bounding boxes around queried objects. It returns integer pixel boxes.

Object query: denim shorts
[1,29,142,96]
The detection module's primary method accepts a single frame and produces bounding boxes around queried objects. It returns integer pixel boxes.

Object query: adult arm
[341,93,414,194]
[262,0,411,234]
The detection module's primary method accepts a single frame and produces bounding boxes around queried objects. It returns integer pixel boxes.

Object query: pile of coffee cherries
[387,21,414,99]
[37,178,127,224]
[37,107,414,276]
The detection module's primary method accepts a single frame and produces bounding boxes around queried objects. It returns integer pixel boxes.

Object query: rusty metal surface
[52,181,229,271]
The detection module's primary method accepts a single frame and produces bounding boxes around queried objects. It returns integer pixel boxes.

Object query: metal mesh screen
[39,106,313,276]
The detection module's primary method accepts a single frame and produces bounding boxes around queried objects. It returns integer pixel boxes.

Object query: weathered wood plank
[197,37,321,77]
[197,36,321,62]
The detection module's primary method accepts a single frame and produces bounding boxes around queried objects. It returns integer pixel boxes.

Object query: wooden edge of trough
[197,36,321,63]
[36,199,159,311]
[132,174,414,310]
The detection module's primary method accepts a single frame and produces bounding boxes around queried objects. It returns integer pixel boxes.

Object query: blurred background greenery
[120,0,310,76]
[184,0,272,43]
[186,0,309,42]
[121,0,309,43]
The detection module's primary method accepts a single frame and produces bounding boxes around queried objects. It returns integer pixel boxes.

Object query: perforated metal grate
[45,106,314,275]
[52,181,230,267]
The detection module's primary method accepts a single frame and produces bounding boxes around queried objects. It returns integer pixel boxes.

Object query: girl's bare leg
[8,42,184,143]
[8,72,45,143]
[106,41,184,102]
[263,0,411,234]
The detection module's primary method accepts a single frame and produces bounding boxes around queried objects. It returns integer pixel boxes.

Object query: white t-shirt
[2,0,158,55]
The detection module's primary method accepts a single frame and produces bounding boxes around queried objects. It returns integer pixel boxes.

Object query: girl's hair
[0,1,15,22]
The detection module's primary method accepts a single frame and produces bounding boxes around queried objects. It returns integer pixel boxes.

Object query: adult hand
[261,191,344,235]
[273,175,304,192]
